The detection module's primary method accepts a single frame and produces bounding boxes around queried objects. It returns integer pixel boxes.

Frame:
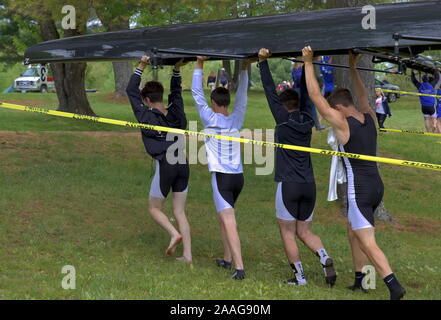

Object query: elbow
[309,91,322,101]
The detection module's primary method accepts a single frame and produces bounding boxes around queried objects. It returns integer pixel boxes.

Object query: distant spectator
[219,68,229,88]
[207,71,216,91]
[292,59,326,131]
[319,56,335,98]
[375,89,391,128]
[411,71,441,132]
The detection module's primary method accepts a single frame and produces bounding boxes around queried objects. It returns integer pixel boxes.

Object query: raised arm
[411,71,421,89]
[302,46,348,143]
[348,52,375,119]
[126,56,151,123]
[191,56,215,127]
[299,64,313,115]
[168,59,189,109]
[431,70,441,90]
[231,60,251,128]
[258,48,288,124]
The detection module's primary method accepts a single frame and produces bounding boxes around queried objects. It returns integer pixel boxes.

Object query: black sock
[354,271,365,288]
[383,273,402,292]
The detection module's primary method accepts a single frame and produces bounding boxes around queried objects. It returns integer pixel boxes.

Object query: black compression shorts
[275,181,316,221]
[211,172,244,212]
[149,159,189,198]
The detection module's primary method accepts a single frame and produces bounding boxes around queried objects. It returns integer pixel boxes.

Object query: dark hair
[141,81,164,103]
[211,87,230,107]
[279,89,299,110]
[327,88,354,108]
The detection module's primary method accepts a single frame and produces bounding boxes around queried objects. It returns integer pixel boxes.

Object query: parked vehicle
[375,79,400,103]
[14,65,55,93]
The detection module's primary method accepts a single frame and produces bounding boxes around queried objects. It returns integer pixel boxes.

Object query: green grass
[0,92,440,300]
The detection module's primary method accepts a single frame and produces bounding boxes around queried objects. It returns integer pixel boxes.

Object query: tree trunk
[93,12,132,97]
[39,19,95,116]
[328,0,393,222]
[112,61,133,97]
[231,60,241,92]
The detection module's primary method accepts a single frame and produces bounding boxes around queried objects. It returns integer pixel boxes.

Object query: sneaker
[285,278,307,286]
[322,257,337,288]
[215,259,232,270]
[390,286,406,300]
[231,269,246,280]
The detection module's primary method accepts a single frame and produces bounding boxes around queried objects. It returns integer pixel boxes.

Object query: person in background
[292,59,326,131]
[219,68,229,88]
[436,83,441,133]
[319,56,335,99]
[207,71,217,91]
[411,71,441,132]
[375,89,391,129]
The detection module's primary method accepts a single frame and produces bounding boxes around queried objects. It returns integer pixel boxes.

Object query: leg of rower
[216,214,233,268]
[347,223,369,292]
[278,219,306,285]
[353,227,406,300]
[219,208,244,273]
[297,220,336,287]
[172,192,192,264]
[149,196,182,256]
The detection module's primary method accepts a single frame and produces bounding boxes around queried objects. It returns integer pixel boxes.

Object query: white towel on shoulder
[327,129,346,201]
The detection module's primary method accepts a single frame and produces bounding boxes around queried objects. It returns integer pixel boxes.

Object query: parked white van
[14,65,55,93]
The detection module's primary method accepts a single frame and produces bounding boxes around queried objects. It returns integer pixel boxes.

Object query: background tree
[92,1,141,97]
[0,0,40,65]
[9,0,95,115]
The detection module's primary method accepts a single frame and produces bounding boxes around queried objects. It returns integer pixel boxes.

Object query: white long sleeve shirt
[191,69,248,173]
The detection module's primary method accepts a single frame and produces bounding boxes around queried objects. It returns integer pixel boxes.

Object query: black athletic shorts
[275,181,316,221]
[149,159,189,198]
[211,172,244,212]
[421,105,436,118]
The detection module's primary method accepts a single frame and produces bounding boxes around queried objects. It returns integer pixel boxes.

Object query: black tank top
[339,113,380,176]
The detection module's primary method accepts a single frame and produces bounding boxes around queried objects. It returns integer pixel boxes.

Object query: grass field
[0,91,440,300]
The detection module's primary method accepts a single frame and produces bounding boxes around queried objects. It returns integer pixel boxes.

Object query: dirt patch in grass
[17,211,32,227]
[392,216,441,236]
[102,92,130,105]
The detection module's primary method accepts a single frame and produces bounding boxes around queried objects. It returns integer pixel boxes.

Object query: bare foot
[165,234,182,256]
[176,256,193,264]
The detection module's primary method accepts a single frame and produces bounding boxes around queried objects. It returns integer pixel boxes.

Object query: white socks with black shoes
[287,249,335,287]
[316,248,330,266]
[289,261,307,285]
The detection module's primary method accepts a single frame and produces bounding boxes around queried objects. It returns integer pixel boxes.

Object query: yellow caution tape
[379,128,441,137]
[381,88,441,98]
[1,101,441,172]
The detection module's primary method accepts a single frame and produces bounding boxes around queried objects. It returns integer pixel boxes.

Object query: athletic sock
[354,271,365,288]
[290,261,306,285]
[316,248,330,266]
[383,273,406,300]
